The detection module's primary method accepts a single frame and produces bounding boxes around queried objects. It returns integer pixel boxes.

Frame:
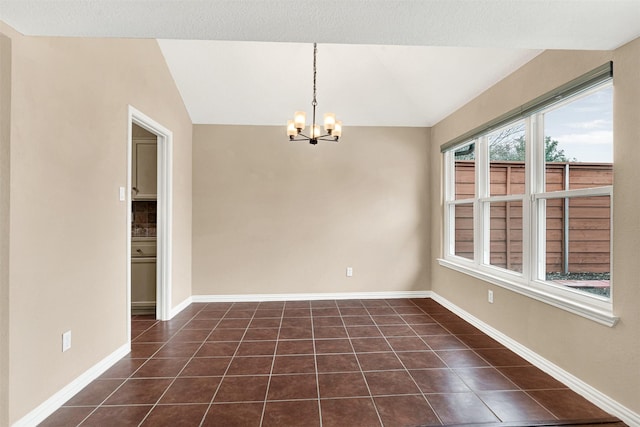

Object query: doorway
[127,106,173,342]
[131,124,157,316]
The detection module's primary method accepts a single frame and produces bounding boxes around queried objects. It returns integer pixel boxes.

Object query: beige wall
[0,31,12,427]
[193,125,430,296]
[132,123,157,138]
[1,23,193,423]
[430,42,640,413]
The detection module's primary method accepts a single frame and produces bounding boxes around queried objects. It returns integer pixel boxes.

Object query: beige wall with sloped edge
[192,125,430,297]
[1,22,193,424]
[429,43,640,415]
[0,30,13,427]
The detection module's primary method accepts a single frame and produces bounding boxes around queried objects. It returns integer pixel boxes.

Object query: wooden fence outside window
[454,161,612,274]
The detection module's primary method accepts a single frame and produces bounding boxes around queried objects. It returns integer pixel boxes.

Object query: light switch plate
[62,330,71,352]
[119,186,126,201]
[346,267,353,277]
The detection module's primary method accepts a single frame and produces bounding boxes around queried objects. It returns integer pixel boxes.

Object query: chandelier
[287,43,342,145]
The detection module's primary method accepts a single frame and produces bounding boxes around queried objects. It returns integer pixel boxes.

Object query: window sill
[437,258,619,327]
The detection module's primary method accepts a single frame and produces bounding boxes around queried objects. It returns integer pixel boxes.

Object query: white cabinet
[132,239,156,313]
[132,137,157,200]
[131,258,156,306]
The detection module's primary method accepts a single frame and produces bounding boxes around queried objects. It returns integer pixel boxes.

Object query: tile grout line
[366,299,444,426]
[197,303,258,427]
[411,300,536,424]
[414,300,523,423]
[404,300,456,425]
[521,389,562,421]
[307,302,324,427]
[258,303,286,427]
[75,313,185,426]
[343,300,387,427]
[406,301,496,421]
[77,306,210,426]
[136,303,228,426]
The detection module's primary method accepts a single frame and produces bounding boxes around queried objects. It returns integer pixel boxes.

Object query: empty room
[0,1,639,426]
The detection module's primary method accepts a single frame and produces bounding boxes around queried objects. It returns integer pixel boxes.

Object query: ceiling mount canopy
[287,43,342,145]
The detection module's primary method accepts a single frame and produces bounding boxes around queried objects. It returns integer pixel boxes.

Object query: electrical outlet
[488,290,494,304]
[62,330,72,352]
[346,267,353,277]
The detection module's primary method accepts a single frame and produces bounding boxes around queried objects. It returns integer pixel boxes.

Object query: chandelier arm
[290,130,319,141]
[316,135,339,141]
[290,133,338,143]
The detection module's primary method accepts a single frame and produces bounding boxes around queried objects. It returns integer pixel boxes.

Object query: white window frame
[440,82,617,327]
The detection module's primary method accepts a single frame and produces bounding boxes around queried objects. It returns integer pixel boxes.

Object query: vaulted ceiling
[1,1,639,126]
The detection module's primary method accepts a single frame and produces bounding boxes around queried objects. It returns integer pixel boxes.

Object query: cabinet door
[131,258,156,304]
[132,138,157,200]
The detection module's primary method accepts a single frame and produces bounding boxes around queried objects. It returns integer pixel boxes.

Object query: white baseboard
[192,290,432,303]
[170,296,193,318]
[131,301,155,308]
[12,343,130,427]
[430,292,640,426]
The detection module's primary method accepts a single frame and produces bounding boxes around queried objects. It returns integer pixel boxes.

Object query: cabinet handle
[132,187,139,194]
[136,249,143,254]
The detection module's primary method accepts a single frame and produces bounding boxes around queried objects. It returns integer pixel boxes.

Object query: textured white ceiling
[2,0,639,49]
[1,0,638,126]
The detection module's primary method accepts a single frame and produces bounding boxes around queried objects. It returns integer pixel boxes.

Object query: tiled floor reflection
[40,299,622,426]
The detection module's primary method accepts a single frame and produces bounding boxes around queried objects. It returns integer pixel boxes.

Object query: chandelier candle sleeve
[324,113,336,131]
[294,112,306,130]
[287,120,297,137]
[287,43,342,145]
[333,121,342,138]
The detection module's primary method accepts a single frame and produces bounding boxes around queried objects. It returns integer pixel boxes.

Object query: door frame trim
[127,106,173,335]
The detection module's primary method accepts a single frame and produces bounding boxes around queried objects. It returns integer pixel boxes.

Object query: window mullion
[444,151,454,257]
[532,113,547,282]
[475,135,489,267]
[535,186,613,200]
[521,117,531,282]
[443,151,450,257]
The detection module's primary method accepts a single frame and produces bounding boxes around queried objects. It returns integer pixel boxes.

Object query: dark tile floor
[39,298,621,426]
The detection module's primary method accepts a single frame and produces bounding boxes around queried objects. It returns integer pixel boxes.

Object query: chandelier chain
[312,43,318,107]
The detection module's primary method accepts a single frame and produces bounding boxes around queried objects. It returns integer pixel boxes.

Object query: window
[452,141,476,261]
[441,77,615,325]
[539,86,613,298]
